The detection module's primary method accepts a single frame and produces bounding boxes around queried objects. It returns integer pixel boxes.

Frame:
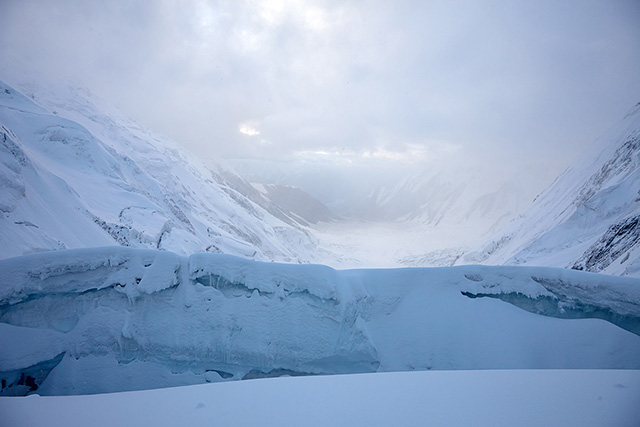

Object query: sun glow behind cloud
[2,0,639,177]
[238,122,260,136]
[293,140,459,167]
[257,0,329,30]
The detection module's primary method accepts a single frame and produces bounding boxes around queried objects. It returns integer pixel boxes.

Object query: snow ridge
[459,102,640,277]
[0,79,320,263]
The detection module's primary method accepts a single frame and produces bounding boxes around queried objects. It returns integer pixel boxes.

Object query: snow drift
[3,370,640,427]
[1,247,639,396]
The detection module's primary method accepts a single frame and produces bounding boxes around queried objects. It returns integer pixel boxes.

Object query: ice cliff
[1,247,639,396]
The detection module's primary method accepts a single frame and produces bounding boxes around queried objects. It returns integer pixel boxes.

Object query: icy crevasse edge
[1,247,640,396]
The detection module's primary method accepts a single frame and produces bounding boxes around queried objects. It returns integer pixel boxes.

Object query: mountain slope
[251,183,335,225]
[460,102,640,277]
[0,79,319,262]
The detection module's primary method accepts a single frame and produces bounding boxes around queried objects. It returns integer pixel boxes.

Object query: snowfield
[2,370,640,427]
[1,247,639,397]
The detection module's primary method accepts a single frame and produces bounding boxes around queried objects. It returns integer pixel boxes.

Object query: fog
[2,0,640,211]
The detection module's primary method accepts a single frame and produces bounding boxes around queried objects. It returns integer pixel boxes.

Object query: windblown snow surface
[2,370,640,427]
[1,247,639,398]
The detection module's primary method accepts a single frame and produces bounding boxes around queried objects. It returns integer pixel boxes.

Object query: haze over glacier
[2,74,640,275]
[2,0,640,270]
[0,74,554,268]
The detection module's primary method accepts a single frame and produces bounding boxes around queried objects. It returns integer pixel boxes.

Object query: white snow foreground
[2,370,639,427]
[1,247,639,397]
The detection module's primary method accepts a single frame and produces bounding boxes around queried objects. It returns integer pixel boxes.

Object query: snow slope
[1,247,639,396]
[251,183,335,225]
[460,102,640,277]
[2,370,639,427]
[0,78,320,263]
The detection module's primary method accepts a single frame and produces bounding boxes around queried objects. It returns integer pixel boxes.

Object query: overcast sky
[2,0,640,182]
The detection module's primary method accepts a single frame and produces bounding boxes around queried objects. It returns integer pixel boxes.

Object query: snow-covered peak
[0,78,321,263]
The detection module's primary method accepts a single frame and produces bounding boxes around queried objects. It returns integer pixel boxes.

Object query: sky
[1,0,640,190]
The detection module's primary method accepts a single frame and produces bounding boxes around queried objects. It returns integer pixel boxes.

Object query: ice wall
[1,248,639,395]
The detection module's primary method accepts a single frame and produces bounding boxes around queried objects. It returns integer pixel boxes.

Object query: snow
[311,220,471,269]
[1,247,639,397]
[461,102,640,277]
[0,78,321,264]
[1,370,639,427]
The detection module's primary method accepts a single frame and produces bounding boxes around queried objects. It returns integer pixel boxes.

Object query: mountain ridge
[459,102,640,277]
[0,78,322,263]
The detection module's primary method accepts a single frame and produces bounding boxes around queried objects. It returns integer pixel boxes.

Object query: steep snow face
[0,79,319,263]
[1,248,639,396]
[460,102,640,277]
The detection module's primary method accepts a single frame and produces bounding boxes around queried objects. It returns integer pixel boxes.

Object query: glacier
[1,247,639,396]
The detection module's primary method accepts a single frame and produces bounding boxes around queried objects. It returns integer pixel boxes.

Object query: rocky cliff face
[572,213,640,273]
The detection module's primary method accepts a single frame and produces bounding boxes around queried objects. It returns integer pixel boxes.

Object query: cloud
[1,0,639,178]
[238,122,260,136]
